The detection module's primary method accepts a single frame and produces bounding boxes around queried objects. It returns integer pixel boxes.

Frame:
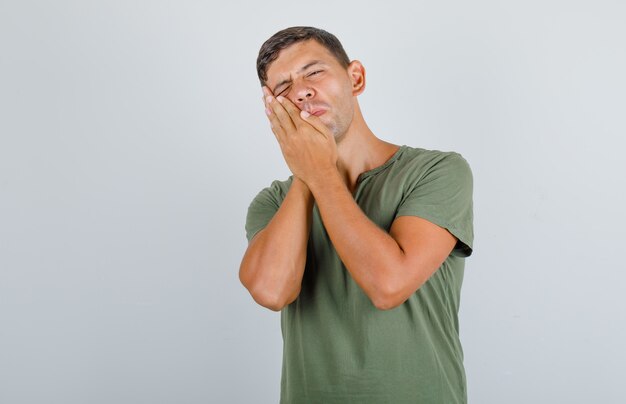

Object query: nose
[293,85,315,104]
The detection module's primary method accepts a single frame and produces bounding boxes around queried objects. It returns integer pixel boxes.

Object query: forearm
[239,177,314,311]
[308,169,406,308]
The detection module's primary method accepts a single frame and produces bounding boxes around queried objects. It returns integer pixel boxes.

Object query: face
[265,40,361,140]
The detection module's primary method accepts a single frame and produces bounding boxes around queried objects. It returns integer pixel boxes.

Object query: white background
[1,1,624,403]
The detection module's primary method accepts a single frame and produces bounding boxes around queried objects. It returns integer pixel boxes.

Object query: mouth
[310,109,327,117]
[304,104,328,117]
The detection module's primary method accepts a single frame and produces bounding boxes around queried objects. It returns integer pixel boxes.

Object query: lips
[304,104,328,117]
[305,107,327,117]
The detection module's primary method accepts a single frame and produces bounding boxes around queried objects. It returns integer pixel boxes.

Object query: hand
[262,86,338,187]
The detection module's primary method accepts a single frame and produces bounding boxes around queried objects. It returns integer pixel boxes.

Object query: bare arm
[263,94,458,311]
[308,170,457,310]
[239,177,313,311]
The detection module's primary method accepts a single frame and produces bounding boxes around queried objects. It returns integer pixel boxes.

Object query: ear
[347,60,366,96]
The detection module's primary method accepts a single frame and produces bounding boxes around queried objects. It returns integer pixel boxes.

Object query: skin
[239,39,457,311]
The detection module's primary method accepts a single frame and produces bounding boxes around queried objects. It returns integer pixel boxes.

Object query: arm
[264,93,457,310]
[308,170,457,310]
[239,177,313,311]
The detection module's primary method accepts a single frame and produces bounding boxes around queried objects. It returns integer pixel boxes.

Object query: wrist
[306,167,341,195]
[291,176,314,200]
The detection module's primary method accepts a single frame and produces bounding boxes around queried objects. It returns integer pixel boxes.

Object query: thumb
[300,110,332,138]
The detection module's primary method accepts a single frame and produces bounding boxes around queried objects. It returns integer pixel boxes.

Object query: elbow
[250,287,298,312]
[370,265,430,310]
[253,296,285,312]
[240,269,299,311]
[372,295,403,311]
[238,241,297,312]
[370,280,411,311]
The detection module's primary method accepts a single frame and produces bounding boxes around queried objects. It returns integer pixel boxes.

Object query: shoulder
[397,146,472,182]
[248,175,294,207]
[400,145,469,165]
[393,146,474,256]
[245,175,294,242]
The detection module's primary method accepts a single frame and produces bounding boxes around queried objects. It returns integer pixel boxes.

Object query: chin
[333,130,347,144]
[322,116,348,141]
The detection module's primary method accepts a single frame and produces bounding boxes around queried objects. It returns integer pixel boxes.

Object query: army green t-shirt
[245,145,474,404]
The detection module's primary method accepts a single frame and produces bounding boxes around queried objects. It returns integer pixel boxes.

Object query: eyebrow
[271,60,326,94]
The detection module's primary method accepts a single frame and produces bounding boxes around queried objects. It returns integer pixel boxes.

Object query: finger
[260,87,288,144]
[265,97,290,140]
[266,95,297,133]
[261,86,273,108]
[266,106,287,142]
[262,86,275,97]
[270,125,286,144]
[299,110,332,139]
[276,96,305,128]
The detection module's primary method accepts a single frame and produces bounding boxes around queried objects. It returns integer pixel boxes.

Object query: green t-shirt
[245,145,474,404]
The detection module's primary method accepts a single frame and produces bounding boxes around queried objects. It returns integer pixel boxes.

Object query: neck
[334,103,401,193]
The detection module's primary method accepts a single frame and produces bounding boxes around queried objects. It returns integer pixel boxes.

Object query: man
[239,26,473,404]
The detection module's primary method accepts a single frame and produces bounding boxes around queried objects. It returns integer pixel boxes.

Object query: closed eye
[276,71,322,96]
[277,86,291,97]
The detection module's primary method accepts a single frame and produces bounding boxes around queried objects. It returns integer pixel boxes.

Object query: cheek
[325,79,347,96]
[323,81,353,110]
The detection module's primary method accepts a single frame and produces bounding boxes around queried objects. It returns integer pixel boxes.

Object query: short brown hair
[256,26,350,87]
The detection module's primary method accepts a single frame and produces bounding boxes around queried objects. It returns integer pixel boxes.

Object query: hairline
[259,36,350,88]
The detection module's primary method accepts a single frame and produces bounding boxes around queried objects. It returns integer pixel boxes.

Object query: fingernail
[301,110,310,118]
[276,96,284,103]
[265,107,272,115]
[266,95,273,103]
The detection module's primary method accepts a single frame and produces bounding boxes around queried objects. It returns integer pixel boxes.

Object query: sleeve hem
[246,226,265,242]
[395,210,473,257]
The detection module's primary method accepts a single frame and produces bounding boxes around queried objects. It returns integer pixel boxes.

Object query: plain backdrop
[1,1,625,403]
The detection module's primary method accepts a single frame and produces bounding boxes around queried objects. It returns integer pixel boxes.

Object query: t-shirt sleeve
[394,153,474,257]
[245,178,291,242]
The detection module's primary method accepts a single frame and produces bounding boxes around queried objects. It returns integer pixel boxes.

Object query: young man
[239,26,474,404]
